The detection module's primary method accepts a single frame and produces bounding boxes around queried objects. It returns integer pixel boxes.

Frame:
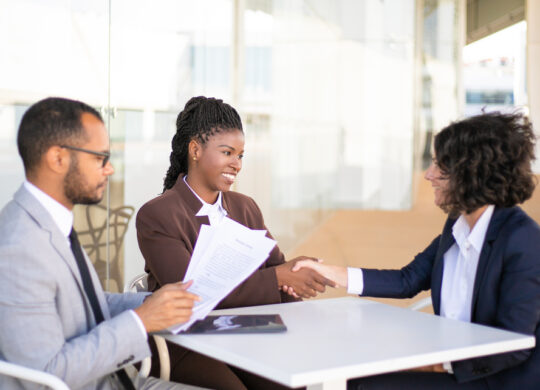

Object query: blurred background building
[0,0,538,292]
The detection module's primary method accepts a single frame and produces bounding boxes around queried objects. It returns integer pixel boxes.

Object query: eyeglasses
[60,145,110,167]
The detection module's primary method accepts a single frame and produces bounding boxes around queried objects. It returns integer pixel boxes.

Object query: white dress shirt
[24,181,73,240]
[347,267,365,295]
[23,181,147,337]
[183,176,228,226]
[440,205,494,322]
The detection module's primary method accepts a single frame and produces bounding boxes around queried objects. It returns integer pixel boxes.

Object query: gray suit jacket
[0,185,151,389]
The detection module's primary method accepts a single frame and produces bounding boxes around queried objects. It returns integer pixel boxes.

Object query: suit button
[116,355,135,368]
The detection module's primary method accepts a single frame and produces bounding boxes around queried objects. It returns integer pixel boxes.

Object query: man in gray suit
[0,97,205,389]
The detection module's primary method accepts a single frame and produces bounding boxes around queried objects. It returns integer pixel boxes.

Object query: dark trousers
[348,372,489,390]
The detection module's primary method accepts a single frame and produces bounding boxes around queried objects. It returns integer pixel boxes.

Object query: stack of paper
[168,217,276,334]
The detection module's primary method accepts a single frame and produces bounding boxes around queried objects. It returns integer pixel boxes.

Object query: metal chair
[0,360,69,390]
[77,204,135,292]
[124,273,171,381]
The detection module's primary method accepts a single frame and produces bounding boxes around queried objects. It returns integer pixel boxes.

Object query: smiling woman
[136,96,329,390]
[186,129,245,202]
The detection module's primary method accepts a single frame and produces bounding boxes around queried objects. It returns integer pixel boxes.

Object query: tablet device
[184,314,286,334]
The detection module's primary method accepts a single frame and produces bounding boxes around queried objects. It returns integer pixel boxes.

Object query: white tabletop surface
[164,297,535,389]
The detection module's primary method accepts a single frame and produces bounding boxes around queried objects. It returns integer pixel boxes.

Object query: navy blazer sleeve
[361,235,440,298]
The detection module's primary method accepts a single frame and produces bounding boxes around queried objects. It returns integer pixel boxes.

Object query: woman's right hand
[275,257,336,298]
[291,260,348,289]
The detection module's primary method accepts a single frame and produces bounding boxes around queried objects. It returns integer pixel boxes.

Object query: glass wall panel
[463,22,527,117]
[414,0,463,178]
[0,0,463,289]
[109,0,235,284]
[0,0,109,205]
[237,0,417,254]
[0,0,112,287]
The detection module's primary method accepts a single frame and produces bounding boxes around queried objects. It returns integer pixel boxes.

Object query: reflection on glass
[0,0,111,288]
[110,0,236,284]
[415,0,461,174]
[1,0,463,290]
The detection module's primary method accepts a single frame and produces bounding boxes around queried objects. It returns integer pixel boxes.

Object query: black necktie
[69,228,136,390]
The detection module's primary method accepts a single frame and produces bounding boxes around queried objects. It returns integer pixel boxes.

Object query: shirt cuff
[129,310,148,340]
[347,267,364,295]
[443,361,454,374]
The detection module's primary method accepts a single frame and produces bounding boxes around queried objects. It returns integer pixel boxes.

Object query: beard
[63,156,105,205]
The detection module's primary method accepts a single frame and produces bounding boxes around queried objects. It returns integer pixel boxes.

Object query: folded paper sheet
[168,217,276,333]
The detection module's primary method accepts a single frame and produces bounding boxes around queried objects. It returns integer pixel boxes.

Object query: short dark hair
[17,97,103,173]
[434,111,537,215]
[163,96,243,192]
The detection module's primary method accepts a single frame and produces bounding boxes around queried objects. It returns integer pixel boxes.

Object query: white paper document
[168,217,276,333]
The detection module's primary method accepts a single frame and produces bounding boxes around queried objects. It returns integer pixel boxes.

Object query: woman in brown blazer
[136,96,330,390]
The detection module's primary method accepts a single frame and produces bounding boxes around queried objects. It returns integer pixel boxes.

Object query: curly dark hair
[434,111,537,215]
[17,97,102,174]
[163,96,243,192]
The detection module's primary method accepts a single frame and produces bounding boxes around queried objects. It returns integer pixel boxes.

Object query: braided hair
[163,96,243,192]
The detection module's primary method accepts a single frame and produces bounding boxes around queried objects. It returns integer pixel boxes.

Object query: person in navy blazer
[292,111,540,389]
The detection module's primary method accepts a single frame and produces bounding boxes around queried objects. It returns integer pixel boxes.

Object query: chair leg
[154,335,171,381]
[138,357,152,378]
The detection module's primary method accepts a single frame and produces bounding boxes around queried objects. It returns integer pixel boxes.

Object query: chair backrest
[124,273,149,293]
[76,204,135,292]
[0,360,69,390]
[122,273,162,379]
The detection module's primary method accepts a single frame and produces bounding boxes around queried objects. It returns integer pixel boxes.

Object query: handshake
[275,257,349,299]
